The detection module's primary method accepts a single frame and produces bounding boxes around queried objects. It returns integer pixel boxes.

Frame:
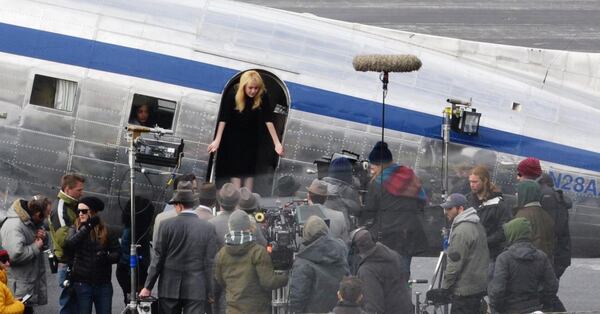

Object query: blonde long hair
[235,70,265,112]
[75,215,108,248]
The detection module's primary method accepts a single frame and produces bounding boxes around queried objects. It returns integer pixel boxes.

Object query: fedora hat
[168,181,197,206]
[218,183,240,208]
[306,179,328,196]
[238,187,261,211]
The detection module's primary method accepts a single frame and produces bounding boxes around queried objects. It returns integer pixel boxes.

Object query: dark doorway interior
[208,70,289,196]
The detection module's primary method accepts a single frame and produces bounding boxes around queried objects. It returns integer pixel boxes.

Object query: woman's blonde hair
[75,215,108,248]
[235,70,265,112]
[470,165,500,200]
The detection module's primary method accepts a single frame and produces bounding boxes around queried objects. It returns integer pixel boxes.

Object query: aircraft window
[128,94,177,129]
[29,74,78,112]
[512,102,522,111]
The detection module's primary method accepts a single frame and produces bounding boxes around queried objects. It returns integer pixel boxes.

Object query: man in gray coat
[140,182,217,314]
[441,193,489,314]
[0,195,50,306]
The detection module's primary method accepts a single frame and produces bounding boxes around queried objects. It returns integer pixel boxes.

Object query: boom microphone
[352,54,422,73]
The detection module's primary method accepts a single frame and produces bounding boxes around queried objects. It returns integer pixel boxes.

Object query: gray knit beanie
[228,209,252,232]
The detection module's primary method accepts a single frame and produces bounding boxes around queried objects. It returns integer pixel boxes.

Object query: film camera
[256,202,328,271]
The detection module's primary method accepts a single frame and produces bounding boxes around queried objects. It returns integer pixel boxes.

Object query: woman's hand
[274,142,285,156]
[207,139,220,153]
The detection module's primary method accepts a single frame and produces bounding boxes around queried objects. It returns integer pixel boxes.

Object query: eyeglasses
[78,209,89,214]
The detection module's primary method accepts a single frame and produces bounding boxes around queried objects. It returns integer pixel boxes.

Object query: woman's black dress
[217,95,273,178]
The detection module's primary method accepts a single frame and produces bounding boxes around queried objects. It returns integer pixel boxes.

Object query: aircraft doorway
[208,70,289,196]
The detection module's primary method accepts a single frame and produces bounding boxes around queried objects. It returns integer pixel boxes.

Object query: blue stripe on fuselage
[1,22,599,172]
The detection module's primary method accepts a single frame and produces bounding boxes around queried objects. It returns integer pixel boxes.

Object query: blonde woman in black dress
[208,70,284,191]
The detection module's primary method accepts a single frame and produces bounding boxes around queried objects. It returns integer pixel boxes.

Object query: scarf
[224,230,255,245]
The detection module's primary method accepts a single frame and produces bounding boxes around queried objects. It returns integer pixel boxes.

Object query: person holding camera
[0,249,25,314]
[0,196,49,308]
[64,197,120,314]
[322,157,363,229]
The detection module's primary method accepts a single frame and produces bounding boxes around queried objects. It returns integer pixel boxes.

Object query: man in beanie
[196,182,217,220]
[350,228,413,313]
[214,210,287,314]
[440,193,488,314]
[289,216,349,313]
[306,179,349,242]
[322,157,362,230]
[488,217,558,314]
[514,180,555,261]
[140,182,217,313]
[360,141,428,273]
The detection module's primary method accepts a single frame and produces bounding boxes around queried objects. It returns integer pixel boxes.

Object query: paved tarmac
[35,256,600,312]
[240,0,600,53]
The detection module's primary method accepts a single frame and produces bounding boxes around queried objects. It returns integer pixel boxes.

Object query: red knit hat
[0,249,9,264]
[517,157,542,179]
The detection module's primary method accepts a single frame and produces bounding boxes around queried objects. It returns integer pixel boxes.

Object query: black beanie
[79,196,105,212]
[368,141,393,165]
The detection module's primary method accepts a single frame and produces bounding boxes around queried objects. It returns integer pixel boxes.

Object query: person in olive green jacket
[214,210,288,314]
[48,174,85,314]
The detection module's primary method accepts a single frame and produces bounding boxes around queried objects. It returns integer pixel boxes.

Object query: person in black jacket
[466,166,512,276]
[488,217,558,314]
[359,141,428,274]
[350,228,413,314]
[116,196,155,305]
[64,197,120,314]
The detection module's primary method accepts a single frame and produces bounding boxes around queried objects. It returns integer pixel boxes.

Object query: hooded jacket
[361,164,429,257]
[357,243,413,314]
[214,242,287,314]
[443,207,489,296]
[466,191,512,259]
[289,235,350,313]
[514,181,555,262]
[538,175,572,273]
[0,200,47,305]
[488,218,558,314]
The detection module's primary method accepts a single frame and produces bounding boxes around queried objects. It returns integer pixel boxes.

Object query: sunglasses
[78,209,89,214]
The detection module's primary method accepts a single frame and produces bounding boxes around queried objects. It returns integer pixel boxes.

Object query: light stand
[441,106,452,199]
[122,125,174,314]
[122,126,143,314]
